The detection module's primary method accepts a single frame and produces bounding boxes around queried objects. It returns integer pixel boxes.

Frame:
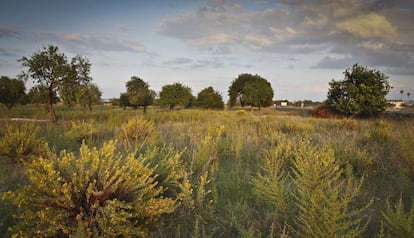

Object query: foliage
[64,120,98,144]
[382,196,414,238]
[0,122,49,163]
[158,82,193,109]
[124,76,155,112]
[19,45,92,123]
[0,76,26,110]
[119,92,130,109]
[2,141,176,237]
[27,85,59,104]
[118,117,158,148]
[195,86,224,109]
[327,64,391,117]
[228,73,274,108]
[77,83,102,111]
[291,140,370,238]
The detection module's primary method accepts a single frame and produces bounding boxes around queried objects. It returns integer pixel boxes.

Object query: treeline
[1,45,394,121]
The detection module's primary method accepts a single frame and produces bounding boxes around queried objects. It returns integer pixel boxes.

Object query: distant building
[281,102,288,107]
[388,100,404,108]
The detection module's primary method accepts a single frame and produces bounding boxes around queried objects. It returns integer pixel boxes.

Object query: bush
[118,117,157,148]
[64,120,98,144]
[0,122,49,163]
[310,104,342,118]
[382,196,414,237]
[2,141,176,237]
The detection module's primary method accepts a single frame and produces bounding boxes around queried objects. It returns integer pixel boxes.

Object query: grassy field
[1,105,414,237]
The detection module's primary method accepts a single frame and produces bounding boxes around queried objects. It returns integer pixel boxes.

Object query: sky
[1,0,413,101]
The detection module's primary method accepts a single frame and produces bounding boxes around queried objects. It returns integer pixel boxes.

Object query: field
[1,105,414,237]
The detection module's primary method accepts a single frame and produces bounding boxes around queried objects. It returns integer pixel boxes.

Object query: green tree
[0,76,26,110]
[125,76,155,113]
[158,82,193,109]
[27,85,59,104]
[119,93,130,110]
[2,141,177,237]
[228,73,274,108]
[327,64,391,117]
[77,83,102,111]
[19,45,92,123]
[196,86,224,109]
[241,78,274,110]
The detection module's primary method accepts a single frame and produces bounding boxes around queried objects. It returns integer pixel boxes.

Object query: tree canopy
[158,83,193,109]
[196,86,224,109]
[228,73,274,109]
[124,76,155,112]
[77,83,102,111]
[0,76,26,110]
[327,64,391,117]
[19,45,92,123]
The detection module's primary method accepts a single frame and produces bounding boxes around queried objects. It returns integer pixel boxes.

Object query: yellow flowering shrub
[2,141,176,237]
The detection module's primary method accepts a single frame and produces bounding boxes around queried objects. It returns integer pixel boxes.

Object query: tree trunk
[48,87,57,124]
[143,105,147,114]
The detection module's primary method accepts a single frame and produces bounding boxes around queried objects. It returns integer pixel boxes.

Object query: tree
[158,82,193,109]
[400,90,404,101]
[327,64,391,117]
[407,92,411,101]
[241,78,274,110]
[27,85,59,104]
[77,83,102,111]
[196,87,224,109]
[0,76,26,110]
[119,93,130,110]
[19,45,92,123]
[125,76,155,113]
[228,73,274,109]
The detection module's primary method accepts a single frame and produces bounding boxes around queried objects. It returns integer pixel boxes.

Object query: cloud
[0,27,20,38]
[56,33,146,54]
[337,13,397,42]
[156,0,414,75]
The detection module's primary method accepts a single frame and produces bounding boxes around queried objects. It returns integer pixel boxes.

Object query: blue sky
[1,0,413,101]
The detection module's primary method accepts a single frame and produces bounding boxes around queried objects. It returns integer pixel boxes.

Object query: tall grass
[1,106,414,237]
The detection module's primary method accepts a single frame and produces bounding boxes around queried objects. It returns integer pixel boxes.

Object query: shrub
[0,122,49,163]
[366,120,393,144]
[292,140,370,238]
[64,120,98,144]
[118,117,157,148]
[2,141,176,237]
[310,104,342,118]
[382,196,414,237]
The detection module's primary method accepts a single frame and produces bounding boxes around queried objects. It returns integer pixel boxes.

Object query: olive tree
[327,64,391,117]
[19,45,92,123]
[158,82,193,109]
[0,76,26,110]
[124,76,155,113]
[228,73,274,109]
[196,86,224,109]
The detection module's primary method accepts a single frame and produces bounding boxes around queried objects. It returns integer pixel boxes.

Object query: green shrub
[118,117,157,148]
[2,141,176,237]
[366,120,393,144]
[64,120,98,144]
[382,196,414,238]
[0,122,49,163]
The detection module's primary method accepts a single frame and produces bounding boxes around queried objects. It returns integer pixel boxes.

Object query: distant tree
[0,76,26,110]
[196,86,224,109]
[125,76,155,113]
[327,64,391,117]
[158,83,193,109]
[119,93,130,110]
[228,73,273,109]
[77,83,102,111]
[19,45,92,123]
[27,85,59,104]
[407,92,411,101]
[400,90,404,101]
